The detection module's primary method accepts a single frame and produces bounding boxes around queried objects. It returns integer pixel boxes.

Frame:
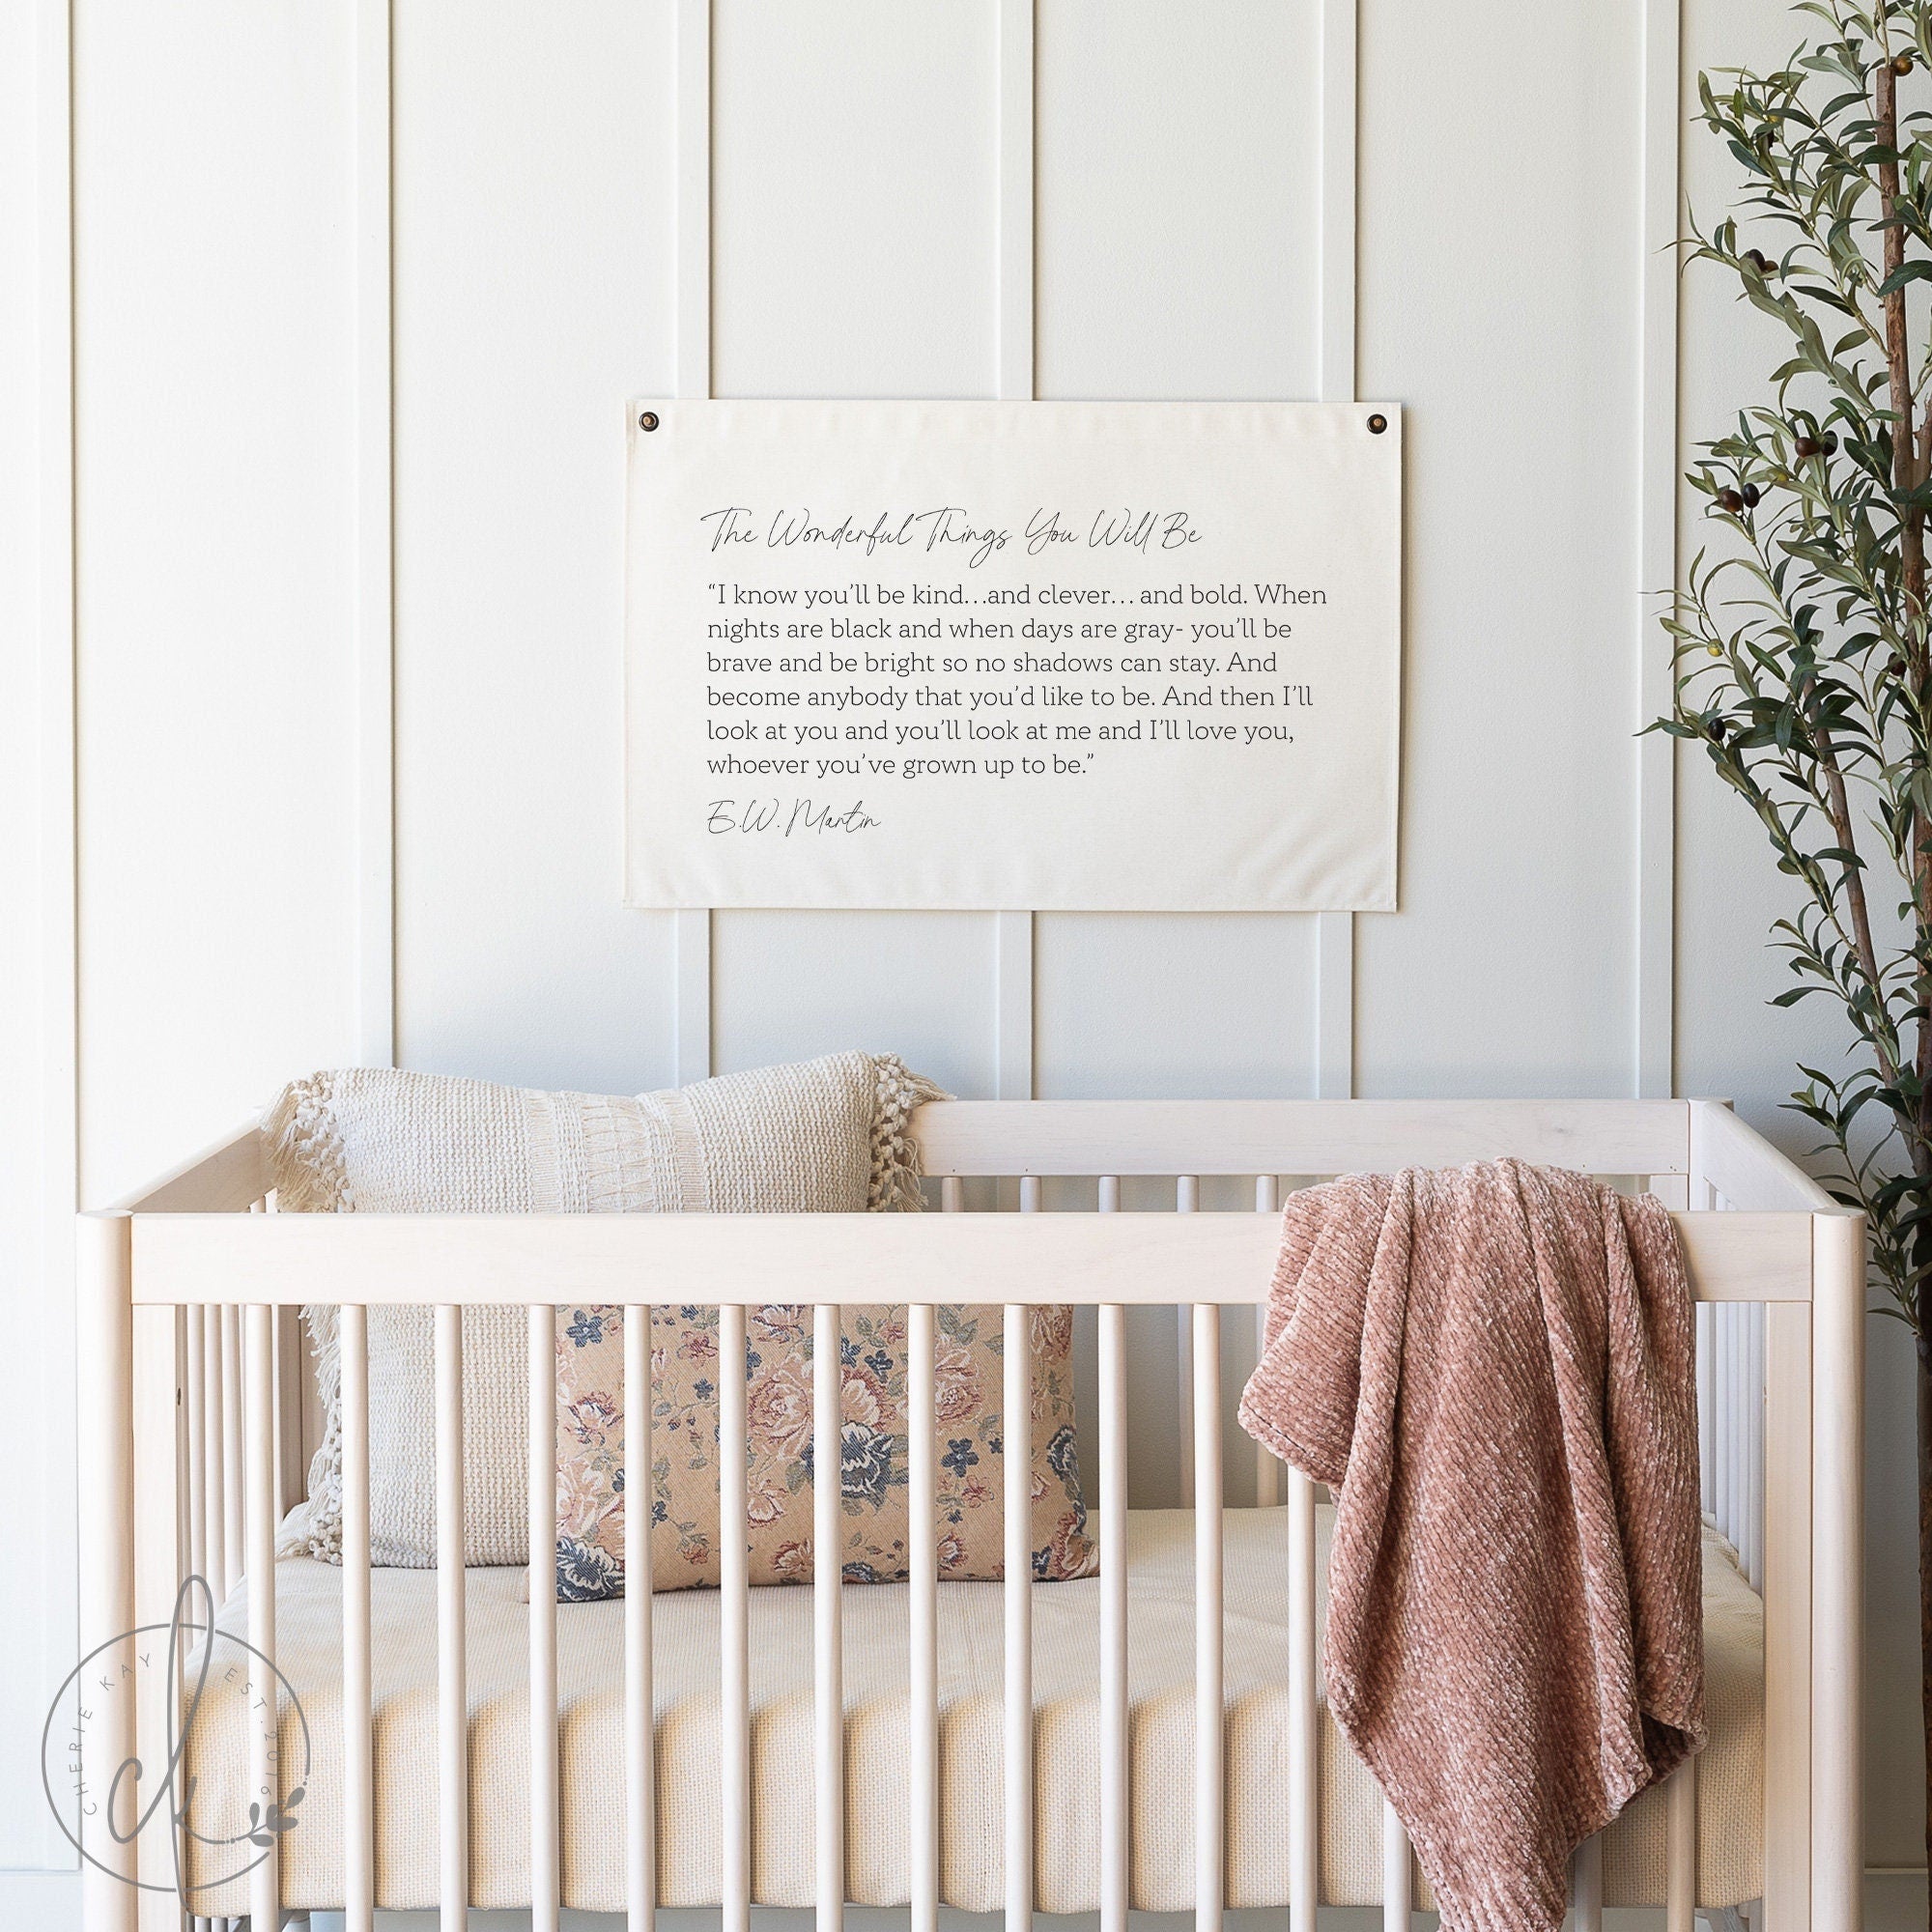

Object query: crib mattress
[185,1507,1763,1918]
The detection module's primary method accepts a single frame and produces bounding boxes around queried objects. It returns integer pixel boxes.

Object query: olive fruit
[1894,51,1916,75]
[1717,488,1747,513]
[1794,436,1821,457]
[1742,483,1763,507]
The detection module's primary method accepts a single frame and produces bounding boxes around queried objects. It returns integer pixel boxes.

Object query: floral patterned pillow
[554,1301,1093,1600]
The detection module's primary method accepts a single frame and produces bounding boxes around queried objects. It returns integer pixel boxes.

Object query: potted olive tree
[1662,0,1932,1863]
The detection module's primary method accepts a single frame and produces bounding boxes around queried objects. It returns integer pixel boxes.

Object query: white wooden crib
[74,1097,1863,1932]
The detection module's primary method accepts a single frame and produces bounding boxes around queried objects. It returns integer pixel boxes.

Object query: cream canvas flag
[625,398,1402,911]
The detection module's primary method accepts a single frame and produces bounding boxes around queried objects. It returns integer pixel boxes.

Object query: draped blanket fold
[1236,1159,1705,1932]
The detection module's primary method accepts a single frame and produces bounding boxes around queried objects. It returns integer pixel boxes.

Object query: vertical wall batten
[997,0,1035,401]
[813,1301,845,1932]
[623,1303,655,1932]
[435,1304,469,1931]
[994,0,1037,1101]
[1313,0,1360,1101]
[35,0,82,1886]
[1635,0,1682,1099]
[341,1304,375,1932]
[720,1300,752,1932]
[528,1304,560,1932]
[1003,1299,1033,1932]
[672,0,713,1086]
[355,0,395,1067]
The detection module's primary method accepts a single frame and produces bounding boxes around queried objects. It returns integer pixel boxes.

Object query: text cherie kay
[706,798,882,838]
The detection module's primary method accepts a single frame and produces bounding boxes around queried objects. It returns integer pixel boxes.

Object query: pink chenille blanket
[1237,1159,1705,1932]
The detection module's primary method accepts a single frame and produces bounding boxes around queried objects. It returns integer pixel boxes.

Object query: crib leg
[76,1211,137,1932]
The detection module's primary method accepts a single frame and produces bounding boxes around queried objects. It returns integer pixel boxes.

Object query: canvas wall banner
[624,399,1402,911]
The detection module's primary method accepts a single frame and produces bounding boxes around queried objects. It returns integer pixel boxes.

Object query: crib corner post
[74,1209,138,1932]
[1810,1208,1864,1932]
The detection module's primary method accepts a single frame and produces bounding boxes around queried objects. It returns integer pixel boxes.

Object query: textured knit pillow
[265,1054,1094,1598]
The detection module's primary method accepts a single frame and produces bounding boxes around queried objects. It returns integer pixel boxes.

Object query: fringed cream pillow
[266,1053,1095,1600]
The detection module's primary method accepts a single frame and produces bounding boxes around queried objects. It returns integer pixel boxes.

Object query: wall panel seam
[673,0,714,1087]
[1315,0,1359,1101]
[995,0,1037,1102]
[1636,0,1682,1101]
[37,0,82,1874]
[355,0,396,1069]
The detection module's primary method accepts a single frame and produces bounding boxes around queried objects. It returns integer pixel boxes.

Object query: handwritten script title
[700,505,1203,569]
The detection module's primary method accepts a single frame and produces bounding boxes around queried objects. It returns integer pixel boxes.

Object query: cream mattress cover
[186,1507,1763,1917]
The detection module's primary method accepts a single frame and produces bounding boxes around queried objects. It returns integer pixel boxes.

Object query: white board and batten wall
[3,0,1921,1918]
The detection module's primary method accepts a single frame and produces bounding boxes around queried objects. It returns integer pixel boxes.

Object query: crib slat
[529,1304,560,1932]
[1664,1754,1696,1932]
[221,1304,243,1600]
[624,1304,655,1932]
[814,1301,845,1932]
[436,1303,469,1932]
[270,1299,287,1515]
[185,1303,207,1588]
[720,1301,752,1932]
[1739,1298,1754,1553]
[1004,1298,1033,1932]
[202,1305,225,1602]
[244,1303,279,1932]
[1253,1177,1280,1508]
[1746,1300,1765,1588]
[1713,1304,1729,1546]
[1192,1302,1223,1932]
[1176,1176,1198,1498]
[908,1297,939,1932]
[1381,1798,1409,1932]
[1097,1179,1128,1932]
[1287,1466,1318,1931]
[1570,1831,1603,1932]
[1695,1301,1715,1522]
[341,1304,375,1932]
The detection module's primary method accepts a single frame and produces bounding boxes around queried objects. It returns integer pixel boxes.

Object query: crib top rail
[105,1094,1831,1214]
[912,1097,1695,1179]
[97,1094,1839,1308]
[112,1095,1717,1210]
[118,1199,1820,1307]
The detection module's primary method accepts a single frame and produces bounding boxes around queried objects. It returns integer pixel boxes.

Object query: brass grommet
[639,411,661,432]
[1367,412,1388,435]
